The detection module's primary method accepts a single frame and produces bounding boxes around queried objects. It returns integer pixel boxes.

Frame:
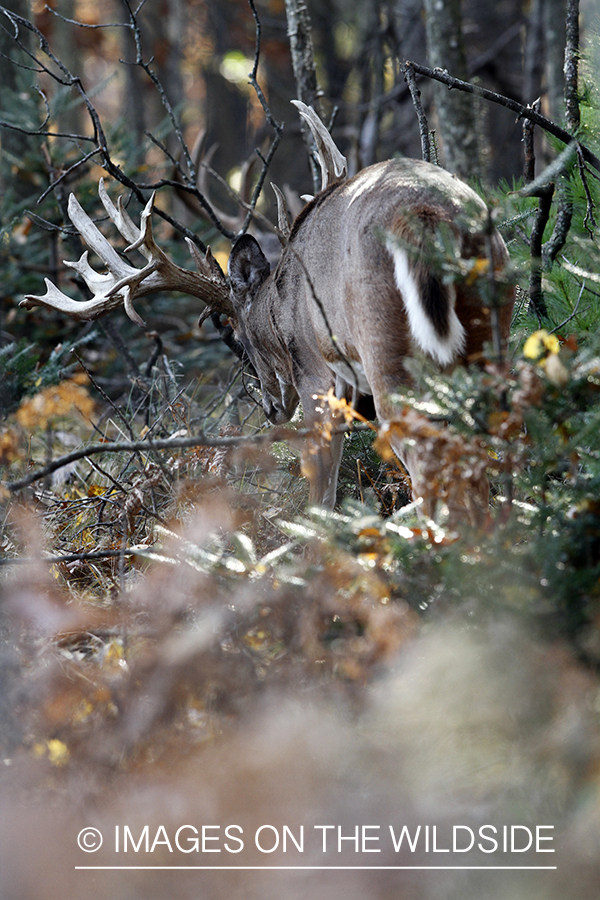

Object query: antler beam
[20,179,233,324]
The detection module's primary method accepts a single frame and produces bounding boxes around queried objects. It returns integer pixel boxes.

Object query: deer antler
[20,179,233,325]
[20,103,346,328]
[291,100,347,192]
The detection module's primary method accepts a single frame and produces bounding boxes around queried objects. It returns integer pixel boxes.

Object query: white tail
[387,238,467,366]
[22,103,514,525]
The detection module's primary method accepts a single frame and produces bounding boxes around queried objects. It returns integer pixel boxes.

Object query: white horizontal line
[74,865,558,871]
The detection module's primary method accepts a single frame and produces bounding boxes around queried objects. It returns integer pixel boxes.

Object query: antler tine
[21,180,233,324]
[291,100,347,192]
[67,191,136,280]
[20,272,131,322]
[98,177,146,252]
[271,183,291,239]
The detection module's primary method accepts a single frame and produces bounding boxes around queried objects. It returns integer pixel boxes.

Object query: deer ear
[228,234,270,303]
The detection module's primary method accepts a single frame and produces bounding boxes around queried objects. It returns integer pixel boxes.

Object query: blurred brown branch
[5,423,371,493]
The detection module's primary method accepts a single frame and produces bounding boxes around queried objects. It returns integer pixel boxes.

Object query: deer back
[229,157,513,426]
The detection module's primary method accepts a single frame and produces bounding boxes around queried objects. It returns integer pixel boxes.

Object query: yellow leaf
[80,529,95,547]
[316,389,376,428]
[47,739,69,766]
[0,429,21,465]
[32,739,70,766]
[465,256,490,285]
[523,329,560,361]
[15,379,95,431]
[104,639,125,662]
[358,527,383,539]
[542,332,560,355]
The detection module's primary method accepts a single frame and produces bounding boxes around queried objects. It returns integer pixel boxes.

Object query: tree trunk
[523,0,545,105]
[543,0,567,120]
[284,0,323,192]
[358,0,385,167]
[422,0,481,179]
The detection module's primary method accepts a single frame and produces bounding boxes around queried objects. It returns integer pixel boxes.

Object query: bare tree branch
[542,191,573,269]
[522,98,540,183]
[528,185,554,323]
[5,423,371,494]
[0,547,161,567]
[403,63,431,163]
[405,59,600,174]
[577,149,597,235]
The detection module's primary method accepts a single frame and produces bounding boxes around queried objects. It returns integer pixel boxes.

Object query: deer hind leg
[379,416,490,527]
[302,431,344,509]
[300,375,349,509]
[369,367,490,527]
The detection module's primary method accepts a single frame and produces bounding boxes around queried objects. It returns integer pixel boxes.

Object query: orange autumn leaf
[16,380,95,431]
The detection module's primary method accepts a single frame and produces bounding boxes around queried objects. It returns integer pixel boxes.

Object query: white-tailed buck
[22,103,514,524]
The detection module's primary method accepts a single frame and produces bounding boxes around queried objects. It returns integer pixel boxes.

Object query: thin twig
[243,0,284,234]
[135,175,236,240]
[36,148,102,203]
[576,150,597,236]
[549,281,588,333]
[43,4,127,30]
[120,0,196,180]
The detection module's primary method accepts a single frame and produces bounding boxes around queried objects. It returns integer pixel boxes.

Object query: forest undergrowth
[2,277,600,898]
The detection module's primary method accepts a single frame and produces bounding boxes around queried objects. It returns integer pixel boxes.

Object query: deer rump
[228,157,514,522]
